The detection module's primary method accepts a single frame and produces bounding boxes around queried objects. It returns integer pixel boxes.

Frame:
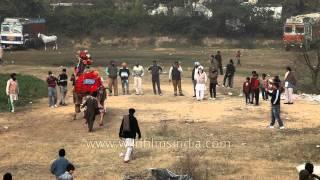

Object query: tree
[302,47,320,91]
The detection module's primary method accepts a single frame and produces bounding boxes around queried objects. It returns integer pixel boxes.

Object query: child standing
[261,73,269,101]
[243,77,251,104]
[6,73,19,112]
[250,72,260,105]
[268,77,284,129]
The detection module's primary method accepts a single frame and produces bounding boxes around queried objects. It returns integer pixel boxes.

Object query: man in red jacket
[250,71,260,105]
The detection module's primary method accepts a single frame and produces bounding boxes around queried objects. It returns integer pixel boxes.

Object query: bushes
[0,74,47,112]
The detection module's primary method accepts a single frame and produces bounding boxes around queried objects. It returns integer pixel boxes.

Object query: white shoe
[11,110,15,113]
[119,152,124,157]
[208,97,212,100]
[50,106,54,108]
[279,126,285,130]
[54,105,58,108]
[212,98,216,101]
[268,126,274,129]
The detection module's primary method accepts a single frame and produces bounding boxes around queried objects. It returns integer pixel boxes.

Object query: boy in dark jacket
[250,72,260,105]
[119,108,141,163]
[58,68,68,106]
[268,77,284,129]
[243,77,251,104]
[223,59,235,88]
[209,66,218,99]
[148,60,163,95]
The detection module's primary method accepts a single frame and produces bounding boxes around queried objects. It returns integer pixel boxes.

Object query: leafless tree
[302,47,320,90]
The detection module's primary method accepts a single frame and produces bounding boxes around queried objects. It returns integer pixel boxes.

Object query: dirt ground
[0,47,319,180]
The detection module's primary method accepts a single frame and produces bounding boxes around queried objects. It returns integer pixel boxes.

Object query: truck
[283,13,320,51]
[0,18,45,48]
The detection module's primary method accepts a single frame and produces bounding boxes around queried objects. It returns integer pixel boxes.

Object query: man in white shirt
[132,63,144,95]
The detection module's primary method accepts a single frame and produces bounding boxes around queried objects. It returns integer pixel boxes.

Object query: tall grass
[0,74,47,112]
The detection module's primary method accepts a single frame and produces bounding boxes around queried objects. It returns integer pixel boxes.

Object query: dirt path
[0,65,320,180]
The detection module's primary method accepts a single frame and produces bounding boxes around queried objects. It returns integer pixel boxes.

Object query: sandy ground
[0,48,320,180]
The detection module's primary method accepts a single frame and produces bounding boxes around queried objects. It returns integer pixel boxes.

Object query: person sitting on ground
[305,162,320,180]
[119,108,141,163]
[3,173,12,180]
[58,163,75,180]
[50,149,70,179]
[81,91,99,132]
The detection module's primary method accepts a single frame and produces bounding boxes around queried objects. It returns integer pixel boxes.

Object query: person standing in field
[6,73,19,113]
[261,73,269,101]
[132,63,144,95]
[192,61,200,97]
[236,50,241,66]
[97,85,107,127]
[169,61,184,96]
[105,61,119,96]
[208,66,218,100]
[47,71,58,108]
[195,66,207,101]
[223,59,236,88]
[148,60,163,96]
[119,108,141,163]
[50,149,70,179]
[284,66,297,104]
[58,68,68,106]
[215,51,223,75]
[243,77,251,104]
[81,91,99,132]
[119,62,130,95]
[268,77,285,129]
[250,71,260,105]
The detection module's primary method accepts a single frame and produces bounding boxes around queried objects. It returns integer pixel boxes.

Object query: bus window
[284,26,292,33]
[295,26,304,34]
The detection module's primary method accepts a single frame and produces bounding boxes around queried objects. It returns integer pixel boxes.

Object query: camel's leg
[44,44,47,51]
[56,42,58,50]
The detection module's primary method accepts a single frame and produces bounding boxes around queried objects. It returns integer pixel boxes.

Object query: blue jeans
[121,79,129,94]
[48,87,57,106]
[271,105,284,127]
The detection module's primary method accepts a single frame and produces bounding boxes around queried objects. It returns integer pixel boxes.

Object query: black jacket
[148,65,162,80]
[225,63,235,76]
[119,115,141,139]
[268,89,281,105]
[58,73,68,86]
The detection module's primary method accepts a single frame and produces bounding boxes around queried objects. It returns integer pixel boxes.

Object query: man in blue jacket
[50,149,70,179]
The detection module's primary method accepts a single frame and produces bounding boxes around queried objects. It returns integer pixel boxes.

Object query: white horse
[38,33,58,51]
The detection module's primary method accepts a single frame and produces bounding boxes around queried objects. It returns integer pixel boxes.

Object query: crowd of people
[3,49,304,179]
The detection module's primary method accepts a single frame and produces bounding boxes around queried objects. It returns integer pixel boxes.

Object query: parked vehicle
[283,13,320,51]
[0,18,45,49]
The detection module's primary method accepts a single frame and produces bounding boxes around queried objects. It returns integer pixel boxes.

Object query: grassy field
[0,74,47,112]
[0,46,319,180]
